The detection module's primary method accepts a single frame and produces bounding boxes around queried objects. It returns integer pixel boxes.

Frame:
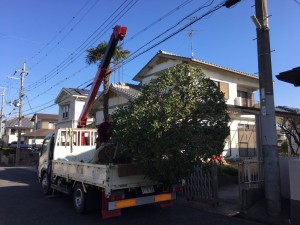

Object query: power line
[293,0,300,5]
[123,1,225,66]
[124,0,195,45]
[26,0,97,66]
[9,0,233,118]
[26,0,138,92]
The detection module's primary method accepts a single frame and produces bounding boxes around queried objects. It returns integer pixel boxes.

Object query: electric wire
[26,0,96,66]
[26,0,138,92]
[124,0,215,64]
[13,0,139,115]
[7,0,231,118]
[124,0,195,45]
[293,0,300,5]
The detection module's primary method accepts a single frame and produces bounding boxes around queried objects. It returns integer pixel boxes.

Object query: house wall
[74,100,86,122]
[3,128,32,144]
[95,95,129,125]
[27,137,44,145]
[139,59,259,159]
[140,59,259,109]
[56,95,94,129]
[40,120,50,129]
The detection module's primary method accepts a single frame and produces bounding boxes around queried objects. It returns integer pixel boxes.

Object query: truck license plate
[141,186,155,194]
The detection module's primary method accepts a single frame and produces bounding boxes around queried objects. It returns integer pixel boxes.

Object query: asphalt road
[0,166,264,225]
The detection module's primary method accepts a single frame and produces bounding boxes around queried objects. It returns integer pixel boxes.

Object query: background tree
[86,41,130,118]
[112,64,230,184]
[278,117,300,155]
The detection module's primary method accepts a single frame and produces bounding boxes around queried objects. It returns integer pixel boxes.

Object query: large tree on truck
[112,64,231,184]
[86,42,130,119]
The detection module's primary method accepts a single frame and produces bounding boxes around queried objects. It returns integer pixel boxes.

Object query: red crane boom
[77,26,127,128]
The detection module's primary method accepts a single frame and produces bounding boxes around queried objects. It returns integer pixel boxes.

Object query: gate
[238,160,264,189]
[238,160,264,209]
[183,164,218,205]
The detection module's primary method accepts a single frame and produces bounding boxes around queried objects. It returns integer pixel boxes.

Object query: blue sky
[1,0,300,119]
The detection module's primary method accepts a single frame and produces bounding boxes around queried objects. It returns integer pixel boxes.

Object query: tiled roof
[276,67,300,87]
[63,88,90,96]
[275,106,300,114]
[4,117,33,128]
[111,82,141,100]
[24,129,54,137]
[133,50,259,81]
[160,50,259,79]
[30,113,58,121]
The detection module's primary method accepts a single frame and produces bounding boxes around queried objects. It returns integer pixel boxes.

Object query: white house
[2,117,33,146]
[91,50,261,159]
[55,51,299,159]
[90,82,141,125]
[23,113,58,146]
[55,88,97,129]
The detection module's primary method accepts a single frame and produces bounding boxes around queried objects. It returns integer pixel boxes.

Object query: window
[237,91,252,107]
[214,81,229,100]
[48,122,55,129]
[62,105,70,119]
[11,129,16,135]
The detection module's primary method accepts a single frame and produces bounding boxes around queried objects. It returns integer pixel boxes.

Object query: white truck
[38,26,180,219]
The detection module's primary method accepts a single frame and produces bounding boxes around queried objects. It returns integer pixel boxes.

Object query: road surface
[0,166,264,225]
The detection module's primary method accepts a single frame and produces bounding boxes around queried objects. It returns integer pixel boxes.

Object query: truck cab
[38,133,54,194]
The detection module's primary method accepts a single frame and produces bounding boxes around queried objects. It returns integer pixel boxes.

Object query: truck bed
[52,160,156,196]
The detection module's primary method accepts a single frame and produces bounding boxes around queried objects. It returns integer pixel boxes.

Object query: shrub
[112,64,230,184]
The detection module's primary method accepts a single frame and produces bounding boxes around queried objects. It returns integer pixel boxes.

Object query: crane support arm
[77,26,127,128]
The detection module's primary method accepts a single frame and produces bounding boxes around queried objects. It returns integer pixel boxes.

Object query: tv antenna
[187,17,201,59]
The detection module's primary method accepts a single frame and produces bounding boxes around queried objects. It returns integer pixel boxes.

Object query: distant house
[2,117,33,146]
[90,82,141,125]
[54,88,98,129]
[23,113,58,146]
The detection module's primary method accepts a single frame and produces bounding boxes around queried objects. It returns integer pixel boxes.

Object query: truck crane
[77,25,127,128]
[37,26,180,219]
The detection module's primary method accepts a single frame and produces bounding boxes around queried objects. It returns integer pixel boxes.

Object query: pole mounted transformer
[77,26,127,128]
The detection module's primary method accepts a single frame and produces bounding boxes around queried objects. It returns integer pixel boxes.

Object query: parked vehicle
[38,26,181,219]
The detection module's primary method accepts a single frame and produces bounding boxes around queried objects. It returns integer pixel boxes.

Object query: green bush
[112,64,230,184]
[281,140,288,152]
[220,165,238,176]
[0,148,15,156]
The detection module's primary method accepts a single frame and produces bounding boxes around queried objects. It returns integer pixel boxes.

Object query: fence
[183,164,218,205]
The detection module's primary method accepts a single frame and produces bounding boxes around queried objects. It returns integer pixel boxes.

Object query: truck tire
[73,183,86,214]
[41,173,51,195]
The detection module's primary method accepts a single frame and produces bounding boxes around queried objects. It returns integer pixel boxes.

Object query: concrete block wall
[289,159,300,225]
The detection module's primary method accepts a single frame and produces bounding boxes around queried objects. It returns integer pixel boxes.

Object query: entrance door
[238,125,256,157]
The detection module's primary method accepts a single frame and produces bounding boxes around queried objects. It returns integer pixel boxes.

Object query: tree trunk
[103,68,111,119]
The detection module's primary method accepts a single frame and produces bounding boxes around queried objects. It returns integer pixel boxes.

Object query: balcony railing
[234,97,254,107]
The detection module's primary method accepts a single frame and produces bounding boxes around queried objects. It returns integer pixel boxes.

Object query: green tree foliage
[86,41,130,118]
[112,64,230,184]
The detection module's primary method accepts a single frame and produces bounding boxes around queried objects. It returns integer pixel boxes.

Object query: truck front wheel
[41,173,51,195]
[73,183,86,213]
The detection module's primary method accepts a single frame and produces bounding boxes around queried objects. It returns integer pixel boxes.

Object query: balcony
[234,97,254,107]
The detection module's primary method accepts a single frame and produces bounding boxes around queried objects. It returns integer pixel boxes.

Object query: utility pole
[0,87,6,139]
[254,0,281,216]
[13,62,29,165]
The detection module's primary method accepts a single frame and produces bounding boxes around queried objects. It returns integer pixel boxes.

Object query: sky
[1,0,300,120]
